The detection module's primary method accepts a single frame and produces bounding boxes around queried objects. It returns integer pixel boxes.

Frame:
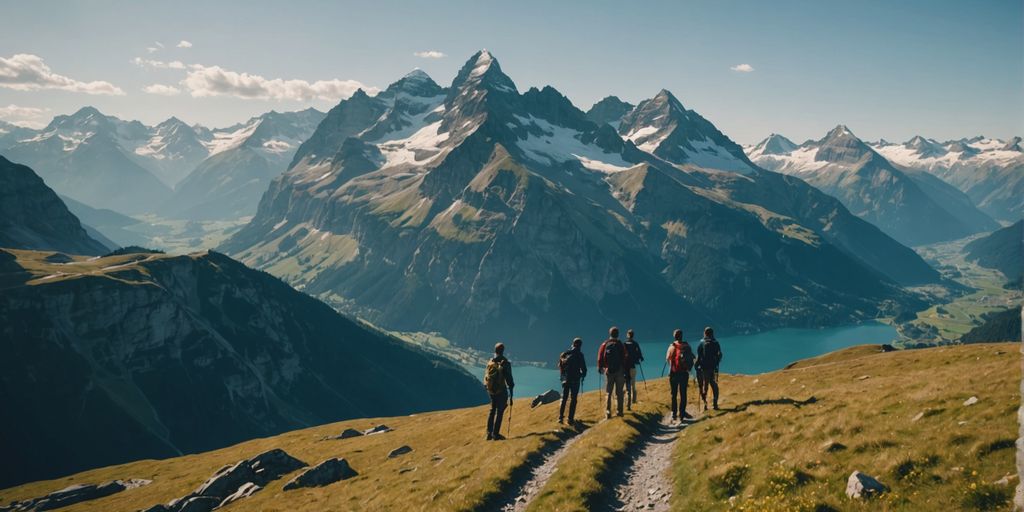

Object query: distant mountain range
[871,136,1024,222]
[0,247,483,488]
[0,107,324,219]
[746,127,1000,246]
[0,155,110,255]
[221,51,936,359]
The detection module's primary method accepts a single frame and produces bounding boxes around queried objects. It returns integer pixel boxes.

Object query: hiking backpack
[670,342,692,374]
[603,340,625,374]
[484,359,505,395]
[558,351,572,372]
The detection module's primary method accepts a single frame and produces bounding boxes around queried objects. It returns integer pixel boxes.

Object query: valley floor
[1,344,1018,511]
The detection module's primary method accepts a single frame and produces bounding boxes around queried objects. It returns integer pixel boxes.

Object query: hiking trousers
[625,368,638,407]
[487,391,508,436]
[559,380,580,421]
[605,369,626,416]
[669,372,688,418]
[699,367,720,407]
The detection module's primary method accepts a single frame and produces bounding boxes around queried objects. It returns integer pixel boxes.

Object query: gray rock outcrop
[283,458,358,490]
[846,471,888,499]
[531,389,561,408]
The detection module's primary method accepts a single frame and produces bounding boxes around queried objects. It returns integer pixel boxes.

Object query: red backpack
[669,341,692,374]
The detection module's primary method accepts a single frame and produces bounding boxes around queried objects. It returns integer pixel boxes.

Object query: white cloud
[0,54,125,95]
[177,40,193,48]
[0,104,52,128]
[142,84,181,96]
[182,63,378,101]
[413,50,446,59]
[147,41,165,53]
[730,63,755,73]
[132,57,186,70]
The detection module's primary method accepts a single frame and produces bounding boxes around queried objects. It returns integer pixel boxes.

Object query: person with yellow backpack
[484,342,515,441]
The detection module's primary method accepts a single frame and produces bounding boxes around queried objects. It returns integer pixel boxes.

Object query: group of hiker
[483,327,723,441]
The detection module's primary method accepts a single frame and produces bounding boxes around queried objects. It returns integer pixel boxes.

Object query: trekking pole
[639,363,649,393]
[660,360,667,378]
[507,395,513,437]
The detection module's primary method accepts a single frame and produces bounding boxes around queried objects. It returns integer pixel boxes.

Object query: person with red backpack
[483,342,515,440]
[557,337,587,424]
[665,329,695,422]
[598,327,630,419]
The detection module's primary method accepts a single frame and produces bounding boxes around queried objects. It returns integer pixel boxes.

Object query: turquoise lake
[467,322,897,398]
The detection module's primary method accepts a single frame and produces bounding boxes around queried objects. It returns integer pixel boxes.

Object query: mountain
[0,248,483,488]
[585,96,634,128]
[747,126,999,246]
[138,116,212,186]
[2,107,173,214]
[964,220,1023,286]
[0,156,110,255]
[746,133,798,157]
[960,307,1021,343]
[159,108,325,220]
[872,136,1024,222]
[59,195,147,248]
[0,120,38,150]
[220,51,936,359]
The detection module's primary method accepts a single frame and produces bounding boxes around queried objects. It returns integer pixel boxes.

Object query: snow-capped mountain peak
[747,133,798,157]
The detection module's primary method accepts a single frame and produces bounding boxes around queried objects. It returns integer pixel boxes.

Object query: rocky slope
[873,136,1024,222]
[0,156,109,255]
[0,248,483,488]
[747,126,999,246]
[159,108,325,220]
[221,51,937,359]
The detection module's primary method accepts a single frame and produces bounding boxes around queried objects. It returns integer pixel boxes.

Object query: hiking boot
[605,411,612,420]
[617,411,624,417]
[671,414,677,422]
[713,402,719,410]
[557,417,564,424]
[627,405,632,411]
[492,434,506,441]
[486,433,493,441]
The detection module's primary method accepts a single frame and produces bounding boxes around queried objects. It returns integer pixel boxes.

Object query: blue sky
[1,0,1020,144]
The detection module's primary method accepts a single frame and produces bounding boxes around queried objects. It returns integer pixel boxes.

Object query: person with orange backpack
[598,327,630,419]
[484,342,515,440]
[665,329,695,422]
[557,337,587,424]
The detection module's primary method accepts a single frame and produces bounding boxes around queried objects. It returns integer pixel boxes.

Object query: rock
[963,396,979,406]
[821,440,847,452]
[364,424,393,435]
[856,375,870,380]
[880,344,896,352]
[911,412,924,422]
[330,428,363,440]
[846,471,888,499]
[398,467,417,474]
[217,483,260,508]
[283,458,358,490]
[995,474,1019,486]
[1,479,151,511]
[531,389,561,408]
[388,446,413,458]
[143,449,306,512]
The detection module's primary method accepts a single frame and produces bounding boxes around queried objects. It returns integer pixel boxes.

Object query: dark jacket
[487,355,515,395]
[696,337,722,372]
[559,347,587,383]
[623,340,644,370]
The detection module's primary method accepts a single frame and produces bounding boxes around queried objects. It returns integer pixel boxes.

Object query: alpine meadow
[0,2,1020,511]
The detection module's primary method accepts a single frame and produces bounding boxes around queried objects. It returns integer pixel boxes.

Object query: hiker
[665,329,694,422]
[598,327,630,419]
[557,337,587,424]
[484,342,515,441]
[695,327,723,410]
[623,329,644,410]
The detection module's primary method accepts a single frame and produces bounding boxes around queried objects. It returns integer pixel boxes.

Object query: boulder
[364,425,392,435]
[330,428,363,440]
[846,471,888,499]
[217,482,261,508]
[283,458,358,490]
[142,449,306,512]
[531,389,561,408]
[963,396,979,406]
[388,446,413,459]
[820,440,847,453]
[1,479,151,511]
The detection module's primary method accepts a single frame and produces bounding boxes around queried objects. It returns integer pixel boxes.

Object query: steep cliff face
[221,52,936,359]
[0,249,483,488]
[0,155,110,255]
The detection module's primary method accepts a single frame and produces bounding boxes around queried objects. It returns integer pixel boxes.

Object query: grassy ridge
[0,344,1016,511]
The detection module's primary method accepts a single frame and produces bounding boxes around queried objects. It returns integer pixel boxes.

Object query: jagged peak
[448,50,517,95]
